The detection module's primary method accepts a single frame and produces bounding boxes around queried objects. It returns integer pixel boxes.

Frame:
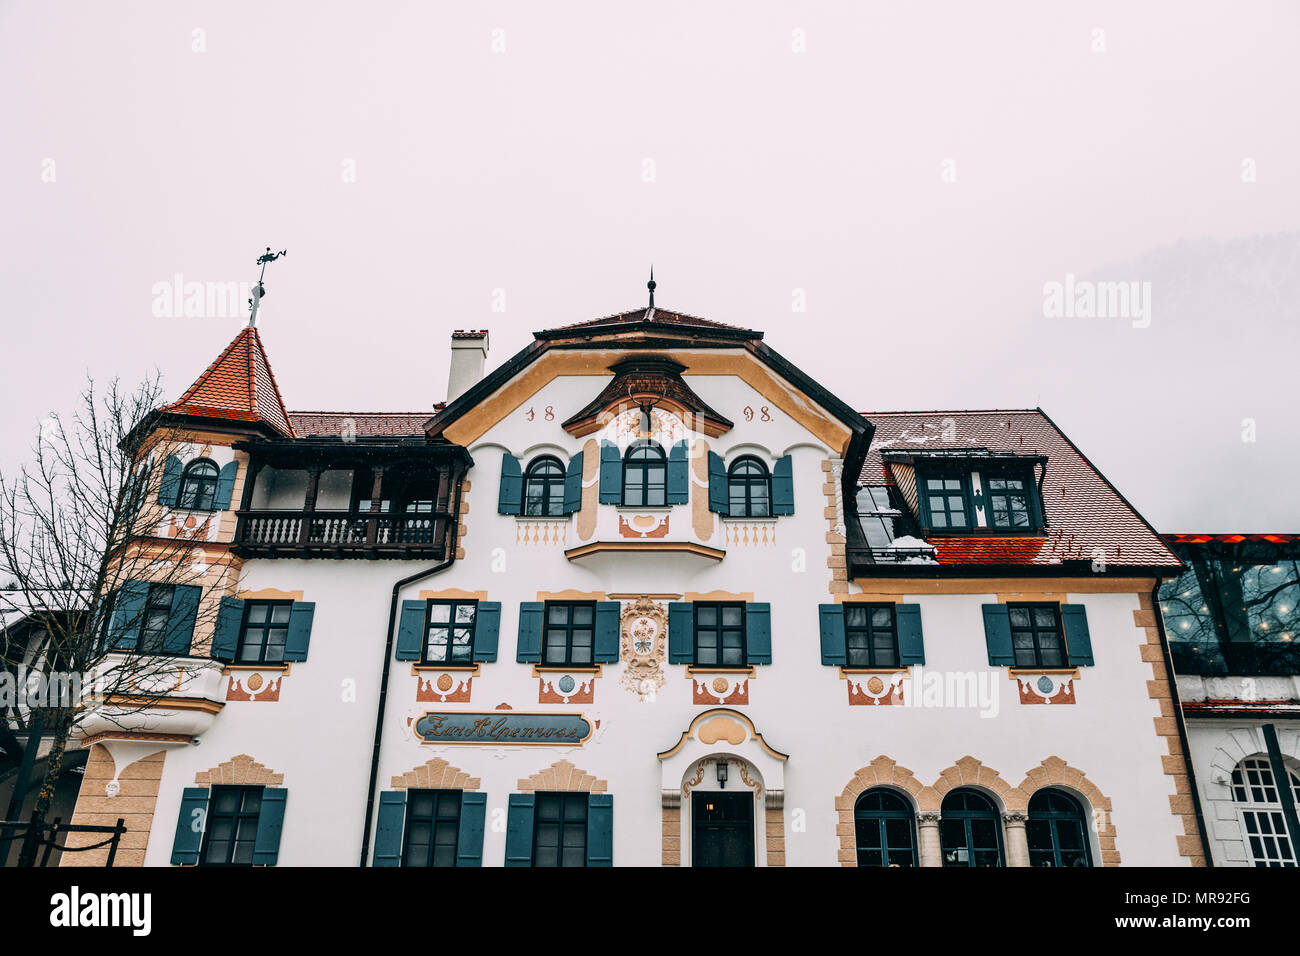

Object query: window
[727,457,771,518]
[401,789,462,867]
[424,600,477,665]
[177,459,219,511]
[1027,789,1092,867]
[856,486,899,550]
[940,789,1004,867]
[200,786,263,867]
[986,475,1032,529]
[533,792,588,867]
[922,474,969,530]
[137,584,176,654]
[1232,757,1300,866]
[845,604,899,668]
[694,602,746,667]
[235,601,291,664]
[543,602,595,667]
[854,789,917,867]
[622,441,666,507]
[523,457,566,517]
[1008,603,1067,668]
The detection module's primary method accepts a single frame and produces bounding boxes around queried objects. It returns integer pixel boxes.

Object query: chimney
[447,330,489,402]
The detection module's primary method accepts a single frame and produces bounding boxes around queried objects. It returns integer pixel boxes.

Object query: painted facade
[61,304,1202,867]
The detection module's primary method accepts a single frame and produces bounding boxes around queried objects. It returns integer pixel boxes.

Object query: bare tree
[0,374,225,866]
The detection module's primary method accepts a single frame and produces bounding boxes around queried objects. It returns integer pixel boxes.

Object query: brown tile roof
[288,411,432,438]
[540,306,757,336]
[860,409,1180,569]
[164,327,294,436]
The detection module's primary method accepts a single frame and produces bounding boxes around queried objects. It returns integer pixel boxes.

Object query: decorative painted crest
[620,596,667,701]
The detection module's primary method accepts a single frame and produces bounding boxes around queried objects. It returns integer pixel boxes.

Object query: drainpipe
[1151,574,1214,866]
[358,470,464,866]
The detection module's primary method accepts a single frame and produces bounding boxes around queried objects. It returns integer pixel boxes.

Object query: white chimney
[447,330,489,402]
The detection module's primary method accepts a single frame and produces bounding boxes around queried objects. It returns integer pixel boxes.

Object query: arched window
[177,459,219,511]
[1027,789,1092,867]
[853,789,917,867]
[727,456,771,518]
[622,441,666,508]
[1232,756,1300,866]
[523,456,566,517]
[940,789,1003,867]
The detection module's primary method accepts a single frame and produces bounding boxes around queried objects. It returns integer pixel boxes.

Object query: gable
[436,348,857,455]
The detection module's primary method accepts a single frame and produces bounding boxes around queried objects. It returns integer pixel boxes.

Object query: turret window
[178,459,219,511]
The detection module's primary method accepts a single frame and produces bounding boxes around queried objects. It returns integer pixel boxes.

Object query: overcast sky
[2,1,1296,532]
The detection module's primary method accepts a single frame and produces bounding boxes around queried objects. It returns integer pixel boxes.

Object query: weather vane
[247,246,288,327]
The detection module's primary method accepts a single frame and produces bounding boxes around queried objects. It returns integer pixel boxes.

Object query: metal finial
[247,246,287,327]
[647,266,656,309]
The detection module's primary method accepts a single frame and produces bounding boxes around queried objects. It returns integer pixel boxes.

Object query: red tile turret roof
[164,327,294,436]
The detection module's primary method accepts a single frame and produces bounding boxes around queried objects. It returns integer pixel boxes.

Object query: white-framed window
[1231,756,1300,866]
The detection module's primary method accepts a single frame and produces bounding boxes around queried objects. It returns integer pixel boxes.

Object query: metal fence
[0,817,126,867]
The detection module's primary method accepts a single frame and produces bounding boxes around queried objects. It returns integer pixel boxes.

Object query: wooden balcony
[234,508,454,559]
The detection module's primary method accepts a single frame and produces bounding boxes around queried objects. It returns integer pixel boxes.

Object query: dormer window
[922,474,970,530]
[987,475,1032,529]
[904,453,1045,535]
[623,441,667,507]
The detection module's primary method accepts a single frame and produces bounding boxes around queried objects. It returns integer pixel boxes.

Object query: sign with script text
[415,711,592,746]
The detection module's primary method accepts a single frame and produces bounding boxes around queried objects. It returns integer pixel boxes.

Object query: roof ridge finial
[647,265,656,312]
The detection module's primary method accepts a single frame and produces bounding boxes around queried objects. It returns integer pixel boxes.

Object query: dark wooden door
[692,791,754,867]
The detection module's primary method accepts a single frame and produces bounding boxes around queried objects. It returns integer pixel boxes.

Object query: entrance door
[692,791,754,867]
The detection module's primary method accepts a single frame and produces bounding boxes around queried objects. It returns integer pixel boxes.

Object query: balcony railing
[234,509,452,558]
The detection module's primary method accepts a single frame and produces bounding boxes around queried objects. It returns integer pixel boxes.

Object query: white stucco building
[60,298,1204,867]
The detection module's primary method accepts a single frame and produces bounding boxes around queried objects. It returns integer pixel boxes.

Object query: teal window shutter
[162,584,201,655]
[562,452,584,515]
[896,603,925,665]
[517,602,544,663]
[593,601,621,663]
[504,793,536,866]
[818,604,846,666]
[707,452,728,513]
[109,581,150,651]
[586,793,613,866]
[1061,604,1094,665]
[456,792,487,866]
[214,460,238,510]
[158,455,182,505]
[772,454,795,515]
[252,788,287,865]
[745,603,772,664]
[372,790,406,867]
[498,453,523,515]
[395,600,426,661]
[473,602,501,662]
[667,441,690,504]
[170,787,209,865]
[283,602,315,662]
[211,596,244,662]
[982,604,1015,666]
[598,442,622,504]
[668,602,694,664]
